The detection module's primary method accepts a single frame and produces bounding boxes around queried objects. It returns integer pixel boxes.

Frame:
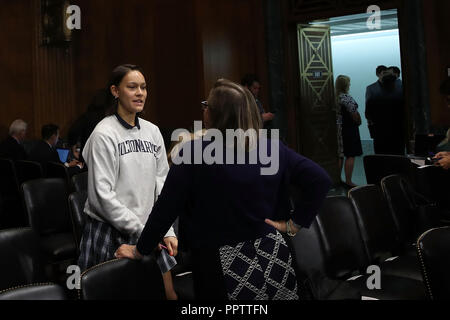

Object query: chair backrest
[415,165,450,211]
[0,158,20,195]
[0,228,46,291]
[68,191,87,250]
[15,160,44,185]
[46,162,71,187]
[0,283,67,300]
[80,257,166,300]
[348,185,401,263]
[71,171,88,193]
[285,220,326,281]
[417,227,450,300]
[22,178,72,236]
[315,196,370,279]
[381,174,417,242]
[363,154,413,185]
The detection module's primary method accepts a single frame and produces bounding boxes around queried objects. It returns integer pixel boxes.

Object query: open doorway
[310,9,403,186]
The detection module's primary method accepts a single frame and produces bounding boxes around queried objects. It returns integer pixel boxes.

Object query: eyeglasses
[201,100,208,111]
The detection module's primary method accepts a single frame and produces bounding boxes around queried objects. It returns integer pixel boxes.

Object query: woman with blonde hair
[116,79,331,300]
[335,75,363,187]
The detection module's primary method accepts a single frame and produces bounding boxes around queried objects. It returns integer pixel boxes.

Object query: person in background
[389,66,402,81]
[335,75,363,188]
[64,142,85,176]
[115,79,332,300]
[241,74,275,125]
[365,66,405,155]
[67,88,109,157]
[0,119,28,161]
[78,64,178,300]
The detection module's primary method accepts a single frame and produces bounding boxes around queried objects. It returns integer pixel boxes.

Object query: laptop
[56,148,70,163]
[414,134,446,157]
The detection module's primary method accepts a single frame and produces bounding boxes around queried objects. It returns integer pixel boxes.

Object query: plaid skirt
[78,215,176,273]
[218,231,299,300]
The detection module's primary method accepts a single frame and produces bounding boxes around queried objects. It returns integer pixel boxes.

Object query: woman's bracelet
[286,220,297,237]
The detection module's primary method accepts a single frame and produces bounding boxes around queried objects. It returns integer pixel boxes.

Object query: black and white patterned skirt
[218,231,299,300]
[78,215,176,274]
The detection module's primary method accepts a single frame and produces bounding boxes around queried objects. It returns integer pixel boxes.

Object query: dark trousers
[191,248,228,300]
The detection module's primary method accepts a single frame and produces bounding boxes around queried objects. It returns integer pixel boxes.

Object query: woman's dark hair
[105,64,145,116]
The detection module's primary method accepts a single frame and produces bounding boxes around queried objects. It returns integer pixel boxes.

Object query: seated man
[29,124,61,165]
[0,119,28,161]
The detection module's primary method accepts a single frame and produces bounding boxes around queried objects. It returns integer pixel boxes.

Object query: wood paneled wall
[0,0,77,140]
[0,0,267,141]
[194,0,268,103]
[32,0,77,139]
[70,0,159,126]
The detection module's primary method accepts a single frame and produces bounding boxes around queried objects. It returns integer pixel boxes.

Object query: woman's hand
[114,244,142,260]
[161,236,178,257]
[264,219,300,234]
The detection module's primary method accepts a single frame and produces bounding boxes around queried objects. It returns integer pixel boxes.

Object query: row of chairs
[0,157,87,229]
[2,158,88,192]
[363,154,450,216]
[0,173,448,299]
[286,174,449,300]
[1,223,448,300]
[0,173,183,300]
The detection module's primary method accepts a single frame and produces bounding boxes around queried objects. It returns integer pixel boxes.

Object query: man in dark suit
[365,66,405,155]
[365,65,388,140]
[0,119,28,161]
[29,124,61,165]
